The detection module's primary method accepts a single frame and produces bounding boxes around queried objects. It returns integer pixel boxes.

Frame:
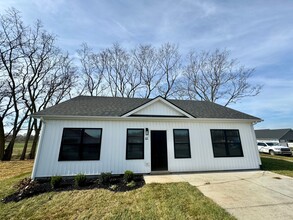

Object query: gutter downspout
[31,117,46,180]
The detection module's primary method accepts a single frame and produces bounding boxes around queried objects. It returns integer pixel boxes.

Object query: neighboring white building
[255,129,293,147]
[31,96,262,179]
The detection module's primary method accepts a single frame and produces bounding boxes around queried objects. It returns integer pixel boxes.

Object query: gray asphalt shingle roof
[255,129,293,140]
[32,96,260,120]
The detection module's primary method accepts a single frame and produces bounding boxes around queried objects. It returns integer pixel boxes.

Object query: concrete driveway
[144,171,293,220]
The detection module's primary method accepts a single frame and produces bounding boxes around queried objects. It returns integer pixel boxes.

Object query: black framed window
[126,129,144,159]
[173,129,191,158]
[210,129,243,157]
[59,128,102,161]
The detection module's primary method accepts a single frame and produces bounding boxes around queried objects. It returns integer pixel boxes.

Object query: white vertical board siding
[134,100,184,116]
[33,119,260,178]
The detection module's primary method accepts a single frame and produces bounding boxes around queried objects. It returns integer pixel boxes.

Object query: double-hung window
[210,129,243,157]
[59,128,102,161]
[126,129,144,159]
[173,129,191,158]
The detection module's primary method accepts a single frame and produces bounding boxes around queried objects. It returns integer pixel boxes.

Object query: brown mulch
[2,175,145,203]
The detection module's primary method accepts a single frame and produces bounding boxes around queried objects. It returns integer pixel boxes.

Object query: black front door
[151,130,168,171]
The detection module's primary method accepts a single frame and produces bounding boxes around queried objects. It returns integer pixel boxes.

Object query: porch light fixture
[145,128,149,136]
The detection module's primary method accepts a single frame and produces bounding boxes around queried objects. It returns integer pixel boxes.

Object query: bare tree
[20,117,33,160]
[77,43,106,96]
[0,82,14,160]
[182,49,262,106]
[102,43,141,97]
[19,20,76,159]
[26,54,76,159]
[125,55,142,98]
[157,43,181,98]
[132,44,161,98]
[0,8,30,160]
[0,8,76,160]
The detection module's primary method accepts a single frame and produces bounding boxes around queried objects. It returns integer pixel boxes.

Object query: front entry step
[150,171,170,175]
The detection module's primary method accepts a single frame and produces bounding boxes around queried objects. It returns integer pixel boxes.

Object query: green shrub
[126,180,136,188]
[99,172,112,185]
[50,176,62,189]
[74,173,86,187]
[124,170,134,183]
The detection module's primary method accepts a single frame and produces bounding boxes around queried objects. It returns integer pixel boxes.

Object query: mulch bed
[2,175,145,203]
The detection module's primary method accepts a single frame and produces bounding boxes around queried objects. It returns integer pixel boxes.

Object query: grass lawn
[0,161,235,220]
[0,160,34,181]
[11,142,32,160]
[260,153,293,177]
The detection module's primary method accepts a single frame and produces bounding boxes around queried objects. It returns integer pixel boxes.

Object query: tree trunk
[0,117,5,160]
[29,130,39,159]
[2,138,15,161]
[20,118,33,160]
[29,120,42,159]
[2,112,30,161]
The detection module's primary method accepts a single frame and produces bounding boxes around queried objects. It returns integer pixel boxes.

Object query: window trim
[173,129,191,159]
[210,129,244,158]
[58,128,103,161]
[126,128,145,160]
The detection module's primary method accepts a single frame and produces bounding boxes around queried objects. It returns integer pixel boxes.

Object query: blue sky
[1,0,293,129]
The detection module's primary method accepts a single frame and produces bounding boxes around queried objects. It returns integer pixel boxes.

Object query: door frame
[150,130,168,171]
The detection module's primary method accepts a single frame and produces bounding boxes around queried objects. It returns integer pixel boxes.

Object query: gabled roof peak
[121,96,194,118]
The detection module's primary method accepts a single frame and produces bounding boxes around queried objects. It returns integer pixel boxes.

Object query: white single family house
[31,96,262,179]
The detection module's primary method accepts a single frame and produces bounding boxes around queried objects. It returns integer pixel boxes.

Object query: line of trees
[77,43,261,104]
[0,8,262,161]
[77,42,181,98]
[0,9,76,160]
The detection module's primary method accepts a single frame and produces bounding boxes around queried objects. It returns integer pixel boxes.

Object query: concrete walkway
[144,171,293,220]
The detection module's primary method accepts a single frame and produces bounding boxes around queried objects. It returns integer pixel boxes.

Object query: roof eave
[31,114,261,123]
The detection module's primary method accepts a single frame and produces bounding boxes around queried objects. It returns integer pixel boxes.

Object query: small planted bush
[124,170,134,183]
[74,173,86,187]
[50,176,62,189]
[99,172,112,185]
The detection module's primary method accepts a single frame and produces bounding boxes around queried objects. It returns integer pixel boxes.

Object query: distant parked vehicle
[257,141,292,156]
